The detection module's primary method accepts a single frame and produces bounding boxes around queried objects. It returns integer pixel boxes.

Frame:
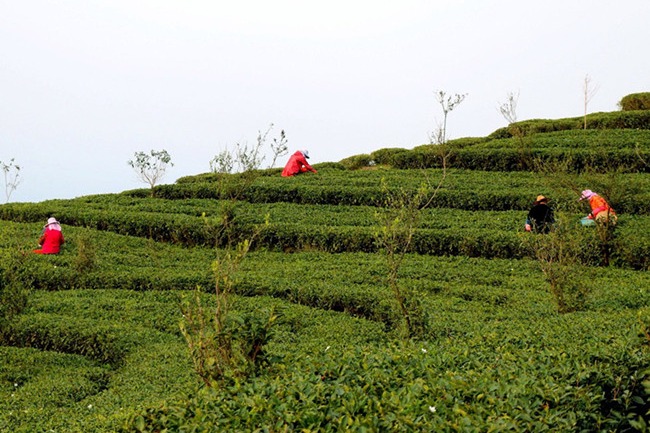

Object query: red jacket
[38,229,65,254]
[281,151,316,177]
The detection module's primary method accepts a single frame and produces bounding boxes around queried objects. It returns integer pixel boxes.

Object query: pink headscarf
[45,217,62,231]
[579,190,596,201]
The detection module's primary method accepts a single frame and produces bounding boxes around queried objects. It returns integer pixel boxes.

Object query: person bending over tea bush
[579,189,617,226]
[33,217,65,254]
[281,149,317,177]
[525,195,555,234]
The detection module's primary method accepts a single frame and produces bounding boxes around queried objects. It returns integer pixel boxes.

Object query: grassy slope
[1,116,650,431]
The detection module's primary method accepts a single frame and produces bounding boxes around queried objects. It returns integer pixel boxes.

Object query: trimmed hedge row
[469,129,650,150]
[119,179,650,214]
[0,205,217,246]
[488,110,650,138]
[1,203,649,269]
[390,147,650,172]
[0,314,135,367]
[109,168,650,215]
[0,204,527,260]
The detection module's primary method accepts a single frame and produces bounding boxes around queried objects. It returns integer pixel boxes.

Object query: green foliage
[2,188,650,268]
[120,166,650,212]
[0,289,199,432]
[124,336,650,432]
[1,109,650,431]
[0,252,29,329]
[374,178,440,339]
[0,346,111,432]
[615,216,650,270]
[0,222,32,329]
[619,92,650,111]
[339,153,373,169]
[180,288,278,385]
[489,110,650,138]
[180,218,276,386]
[522,215,590,313]
[370,147,410,166]
[391,143,650,173]
[73,228,97,272]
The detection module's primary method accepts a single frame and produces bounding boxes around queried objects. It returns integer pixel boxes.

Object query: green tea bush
[125,335,650,432]
[475,129,650,150]
[73,228,97,272]
[488,110,650,138]
[0,346,111,432]
[370,147,410,165]
[613,216,650,270]
[0,251,31,329]
[390,146,650,173]
[0,289,200,432]
[619,92,650,111]
[0,313,134,366]
[2,288,395,432]
[339,153,373,169]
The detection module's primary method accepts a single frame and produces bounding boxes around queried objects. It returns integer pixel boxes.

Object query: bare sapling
[635,142,648,168]
[375,90,463,338]
[498,91,533,170]
[434,90,467,146]
[209,124,287,201]
[583,74,599,130]
[0,158,21,203]
[267,125,288,169]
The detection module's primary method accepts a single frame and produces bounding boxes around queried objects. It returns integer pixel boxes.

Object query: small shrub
[619,92,650,111]
[522,214,590,313]
[73,229,97,273]
[370,148,409,166]
[339,154,372,170]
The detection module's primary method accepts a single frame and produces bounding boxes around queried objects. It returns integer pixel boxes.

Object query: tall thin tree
[583,74,599,130]
[434,90,467,145]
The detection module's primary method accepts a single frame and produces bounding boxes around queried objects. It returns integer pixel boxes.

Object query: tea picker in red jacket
[33,217,65,254]
[281,150,317,177]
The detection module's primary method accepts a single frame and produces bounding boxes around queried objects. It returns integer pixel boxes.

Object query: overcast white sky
[1,1,649,202]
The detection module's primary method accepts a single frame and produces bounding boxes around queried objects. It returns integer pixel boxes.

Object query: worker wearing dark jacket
[281,150,317,177]
[525,195,555,234]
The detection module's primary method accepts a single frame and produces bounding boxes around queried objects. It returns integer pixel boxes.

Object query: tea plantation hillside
[1,110,650,432]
